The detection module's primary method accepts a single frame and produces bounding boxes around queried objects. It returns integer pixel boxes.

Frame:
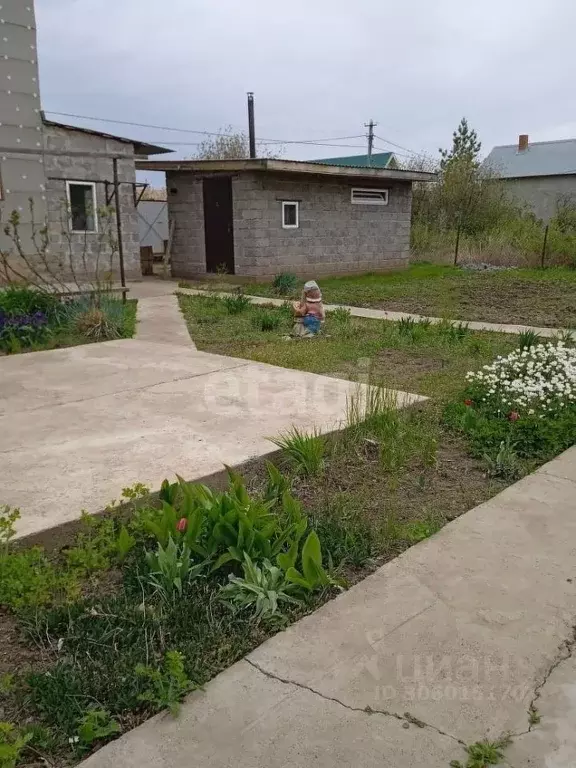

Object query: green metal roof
[311,152,394,168]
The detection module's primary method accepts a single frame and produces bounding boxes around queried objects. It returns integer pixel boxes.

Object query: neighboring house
[485,135,576,221]
[313,152,399,169]
[0,0,170,282]
[136,157,435,279]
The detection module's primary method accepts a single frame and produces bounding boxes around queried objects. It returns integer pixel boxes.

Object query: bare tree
[0,198,119,302]
[193,126,282,160]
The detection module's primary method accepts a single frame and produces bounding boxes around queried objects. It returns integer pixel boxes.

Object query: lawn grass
[178,293,518,401]
[180,263,576,328]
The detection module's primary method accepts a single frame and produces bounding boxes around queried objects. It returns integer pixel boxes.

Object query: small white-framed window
[351,187,389,205]
[66,181,98,233]
[282,200,299,229]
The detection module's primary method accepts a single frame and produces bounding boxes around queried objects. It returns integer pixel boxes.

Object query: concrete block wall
[167,170,413,279]
[166,172,205,278]
[43,125,140,279]
[232,173,412,277]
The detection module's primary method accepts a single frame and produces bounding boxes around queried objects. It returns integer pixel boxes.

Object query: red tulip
[508,411,520,422]
[464,399,473,407]
[176,518,188,532]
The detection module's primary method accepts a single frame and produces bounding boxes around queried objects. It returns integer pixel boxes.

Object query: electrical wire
[373,133,419,155]
[43,110,365,147]
[154,139,370,150]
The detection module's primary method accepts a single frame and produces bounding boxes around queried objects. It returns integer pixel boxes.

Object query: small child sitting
[291,280,325,337]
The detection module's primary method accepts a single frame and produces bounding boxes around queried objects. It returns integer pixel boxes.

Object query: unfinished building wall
[0,0,47,276]
[43,125,140,279]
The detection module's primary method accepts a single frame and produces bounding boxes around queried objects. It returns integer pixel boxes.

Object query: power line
[373,133,419,155]
[372,144,416,160]
[43,110,365,147]
[154,139,370,150]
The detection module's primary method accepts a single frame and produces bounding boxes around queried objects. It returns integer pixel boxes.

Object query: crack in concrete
[245,658,465,746]
[526,623,576,733]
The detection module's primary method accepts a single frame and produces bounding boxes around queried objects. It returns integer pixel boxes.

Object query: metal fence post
[541,224,549,269]
[454,221,462,266]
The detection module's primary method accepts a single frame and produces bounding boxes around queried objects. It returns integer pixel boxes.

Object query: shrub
[223,293,251,314]
[272,273,298,296]
[251,310,281,332]
[272,427,326,476]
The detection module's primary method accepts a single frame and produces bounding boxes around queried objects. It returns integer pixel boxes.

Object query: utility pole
[247,92,256,159]
[365,119,377,166]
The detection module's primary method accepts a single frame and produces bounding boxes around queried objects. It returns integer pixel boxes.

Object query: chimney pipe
[247,92,256,159]
[518,134,529,152]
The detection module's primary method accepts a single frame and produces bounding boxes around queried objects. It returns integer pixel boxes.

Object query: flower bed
[448,342,576,462]
[0,287,137,354]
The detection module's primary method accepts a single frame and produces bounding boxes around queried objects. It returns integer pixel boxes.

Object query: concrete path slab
[506,651,576,767]
[248,461,576,744]
[178,287,569,338]
[0,294,424,538]
[79,447,576,768]
[136,294,195,347]
[81,660,458,768]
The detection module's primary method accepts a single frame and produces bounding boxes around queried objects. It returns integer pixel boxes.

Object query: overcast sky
[36,0,576,185]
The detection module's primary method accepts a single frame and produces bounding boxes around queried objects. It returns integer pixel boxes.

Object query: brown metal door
[203,177,235,274]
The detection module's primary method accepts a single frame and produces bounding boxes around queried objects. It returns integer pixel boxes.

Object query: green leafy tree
[439,117,482,170]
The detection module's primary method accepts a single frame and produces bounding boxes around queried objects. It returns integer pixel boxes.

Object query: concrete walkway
[178,287,568,338]
[0,293,422,538]
[82,445,576,768]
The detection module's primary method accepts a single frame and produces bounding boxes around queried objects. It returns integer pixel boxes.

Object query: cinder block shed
[136,158,435,279]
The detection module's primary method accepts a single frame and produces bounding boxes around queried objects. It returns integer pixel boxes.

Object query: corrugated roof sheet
[311,152,394,168]
[484,139,576,179]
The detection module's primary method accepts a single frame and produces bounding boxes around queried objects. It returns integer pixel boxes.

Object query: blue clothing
[303,314,321,334]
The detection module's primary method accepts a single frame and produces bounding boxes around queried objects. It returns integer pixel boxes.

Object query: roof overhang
[42,117,172,156]
[135,158,436,183]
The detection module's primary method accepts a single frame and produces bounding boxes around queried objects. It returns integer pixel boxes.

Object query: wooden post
[140,246,154,276]
[162,219,175,280]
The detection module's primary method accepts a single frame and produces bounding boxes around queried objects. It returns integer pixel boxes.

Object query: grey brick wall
[166,172,205,278]
[167,171,412,279]
[43,125,140,279]
[504,175,576,222]
[232,173,411,277]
